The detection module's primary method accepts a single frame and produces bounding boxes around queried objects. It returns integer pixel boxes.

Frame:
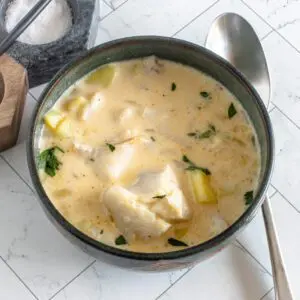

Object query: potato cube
[85,64,115,87]
[65,96,88,113]
[44,110,64,131]
[188,170,217,204]
[55,118,72,138]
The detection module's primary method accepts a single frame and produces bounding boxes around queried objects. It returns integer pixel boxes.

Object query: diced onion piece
[56,118,73,138]
[188,170,217,204]
[85,64,115,87]
[44,110,64,131]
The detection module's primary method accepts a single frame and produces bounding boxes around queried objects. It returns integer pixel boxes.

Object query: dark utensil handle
[0,0,53,55]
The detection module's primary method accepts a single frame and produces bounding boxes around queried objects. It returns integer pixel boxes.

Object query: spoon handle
[262,197,294,300]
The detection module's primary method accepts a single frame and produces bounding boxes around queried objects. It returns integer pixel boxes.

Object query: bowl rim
[27,35,274,261]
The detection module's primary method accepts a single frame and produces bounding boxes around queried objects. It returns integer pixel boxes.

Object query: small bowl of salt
[0,0,99,88]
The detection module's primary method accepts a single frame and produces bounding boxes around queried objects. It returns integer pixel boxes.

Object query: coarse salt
[5,0,72,45]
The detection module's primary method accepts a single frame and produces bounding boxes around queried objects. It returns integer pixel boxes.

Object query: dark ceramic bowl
[27,36,274,271]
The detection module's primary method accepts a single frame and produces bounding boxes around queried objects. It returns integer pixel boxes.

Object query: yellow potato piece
[85,64,115,87]
[175,227,188,238]
[65,96,88,113]
[188,170,217,204]
[44,110,64,131]
[55,118,72,138]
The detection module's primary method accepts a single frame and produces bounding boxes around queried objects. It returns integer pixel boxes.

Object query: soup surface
[38,56,260,253]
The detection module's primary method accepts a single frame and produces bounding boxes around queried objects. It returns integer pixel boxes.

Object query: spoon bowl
[206,13,294,300]
[206,13,270,107]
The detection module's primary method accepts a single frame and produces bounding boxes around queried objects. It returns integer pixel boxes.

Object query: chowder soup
[38,56,260,253]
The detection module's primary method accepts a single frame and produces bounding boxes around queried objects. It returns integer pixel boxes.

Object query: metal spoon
[205,13,294,300]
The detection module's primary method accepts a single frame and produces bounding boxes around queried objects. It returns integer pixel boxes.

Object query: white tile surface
[158,243,273,300]
[29,83,47,101]
[52,261,188,300]
[262,31,300,128]
[94,0,218,44]
[243,0,300,51]
[0,258,35,300]
[270,108,300,211]
[0,158,93,300]
[175,0,272,45]
[99,0,113,19]
[262,288,275,300]
[237,192,300,299]
[104,0,128,10]
[2,1,300,299]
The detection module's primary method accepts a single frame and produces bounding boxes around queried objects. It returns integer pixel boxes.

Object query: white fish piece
[151,187,190,220]
[129,165,178,202]
[81,92,104,121]
[103,185,171,240]
[74,142,135,181]
[129,165,191,220]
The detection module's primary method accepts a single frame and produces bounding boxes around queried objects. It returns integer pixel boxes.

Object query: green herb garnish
[115,235,127,245]
[182,155,211,175]
[244,191,254,205]
[152,194,167,199]
[228,103,237,119]
[171,82,176,91]
[185,165,211,175]
[200,91,210,98]
[182,155,192,164]
[106,143,115,152]
[209,124,216,132]
[168,238,188,247]
[150,136,156,142]
[38,146,64,177]
[187,124,216,140]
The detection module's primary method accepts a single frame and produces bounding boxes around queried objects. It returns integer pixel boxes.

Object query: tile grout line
[0,256,39,300]
[28,91,39,103]
[271,102,300,132]
[101,0,130,20]
[102,0,113,10]
[172,0,220,37]
[0,155,35,194]
[259,286,274,300]
[269,185,300,214]
[235,191,279,278]
[241,0,300,55]
[236,239,273,277]
[260,28,275,42]
[49,260,96,300]
[154,267,194,300]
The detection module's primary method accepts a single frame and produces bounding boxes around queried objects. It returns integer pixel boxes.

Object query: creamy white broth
[39,56,260,252]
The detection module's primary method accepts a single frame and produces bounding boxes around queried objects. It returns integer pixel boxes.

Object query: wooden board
[0,54,28,151]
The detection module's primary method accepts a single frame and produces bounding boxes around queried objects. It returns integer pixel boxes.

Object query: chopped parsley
[152,194,167,199]
[38,146,64,177]
[182,155,211,175]
[168,238,188,247]
[185,165,211,175]
[106,143,115,152]
[187,124,216,140]
[228,103,237,119]
[150,136,156,142]
[244,191,254,205]
[200,91,211,99]
[115,235,127,245]
[171,82,177,91]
